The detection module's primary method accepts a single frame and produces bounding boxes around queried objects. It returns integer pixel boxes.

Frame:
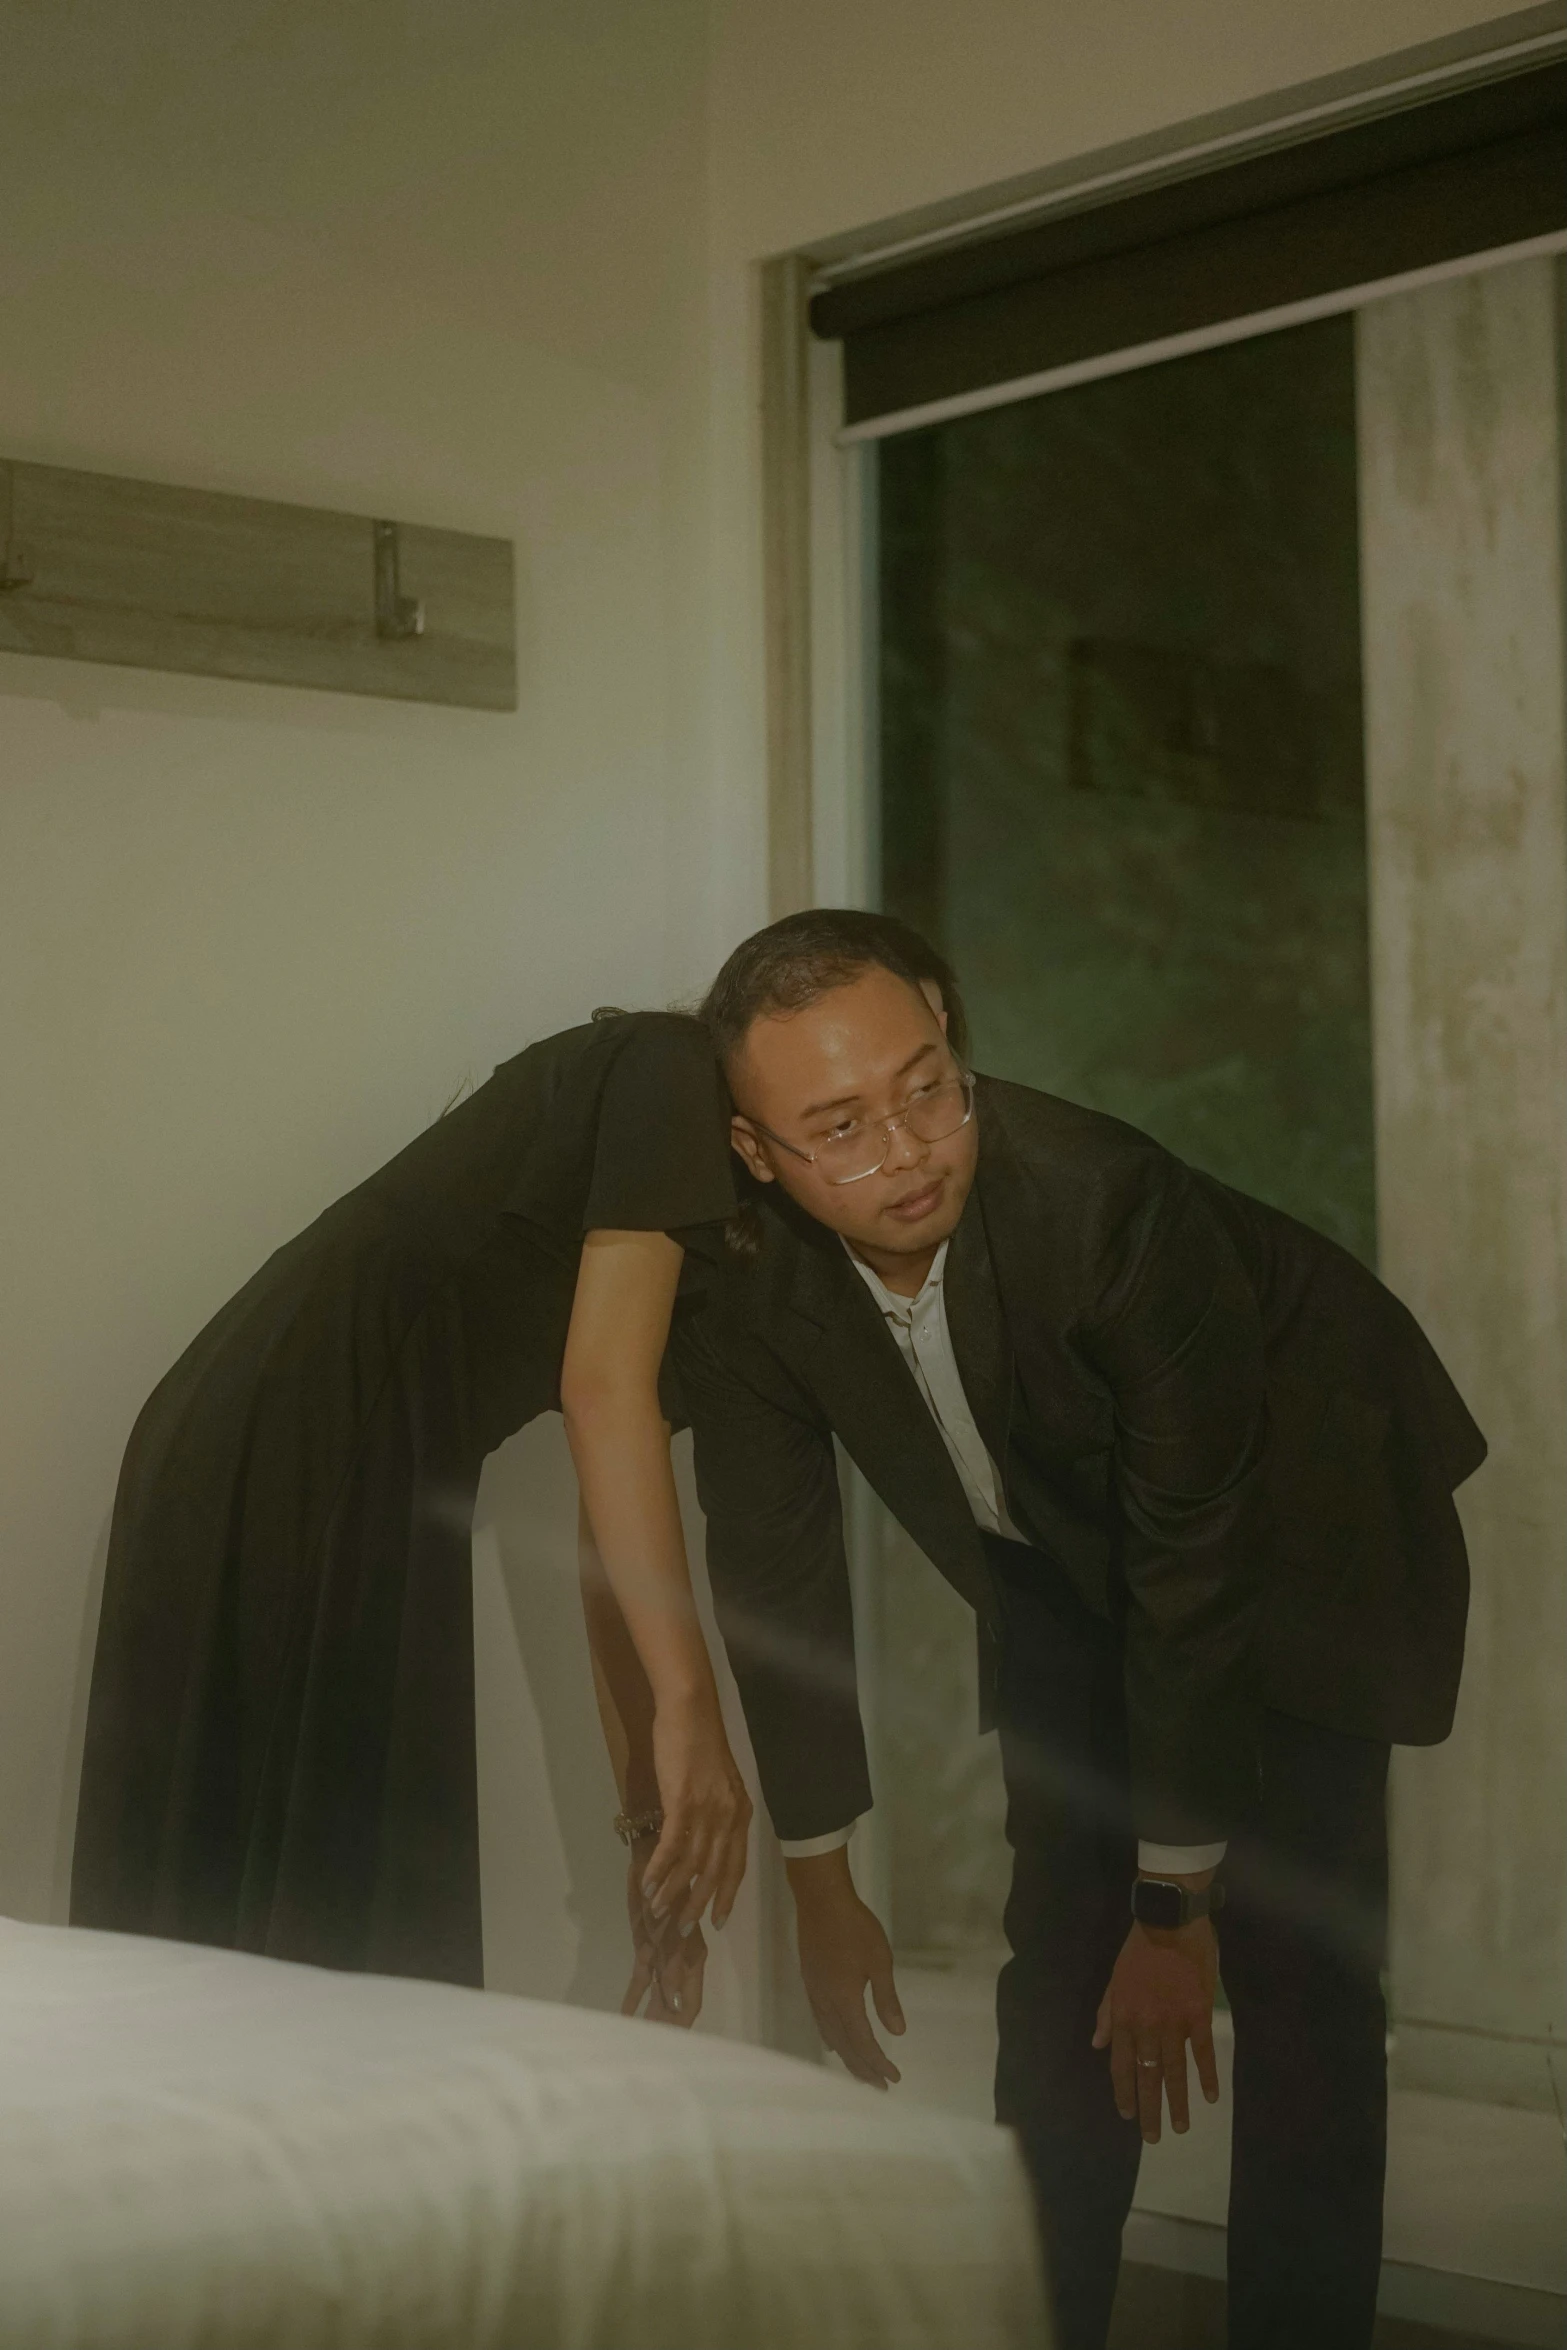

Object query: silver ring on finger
[1136,2056,1161,2069]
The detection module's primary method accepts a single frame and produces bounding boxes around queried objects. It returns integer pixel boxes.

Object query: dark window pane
[878,314,1373,1265]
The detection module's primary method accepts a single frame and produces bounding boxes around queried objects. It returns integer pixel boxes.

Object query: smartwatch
[1131,1876,1226,1931]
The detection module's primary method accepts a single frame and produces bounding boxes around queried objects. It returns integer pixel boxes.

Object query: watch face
[1134,1879,1185,1931]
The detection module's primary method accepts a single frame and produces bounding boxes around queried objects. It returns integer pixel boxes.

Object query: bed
[0,1918,1045,2348]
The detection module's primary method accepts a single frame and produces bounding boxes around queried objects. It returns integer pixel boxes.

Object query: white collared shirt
[775,1237,1225,1877]
[844,1239,1022,1539]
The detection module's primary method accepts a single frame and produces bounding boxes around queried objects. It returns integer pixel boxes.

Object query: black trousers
[984,1535,1390,2350]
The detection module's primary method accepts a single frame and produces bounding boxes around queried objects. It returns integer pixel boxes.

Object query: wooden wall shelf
[0,459,516,711]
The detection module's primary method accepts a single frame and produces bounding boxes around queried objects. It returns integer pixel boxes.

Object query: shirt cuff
[777,1820,859,1860]
[1137,1840,1228,1874]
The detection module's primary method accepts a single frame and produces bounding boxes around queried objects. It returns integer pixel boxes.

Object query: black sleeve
[582,1017,737,1235]
[674,1307,872,1843]
[1079,1155,1269,1845]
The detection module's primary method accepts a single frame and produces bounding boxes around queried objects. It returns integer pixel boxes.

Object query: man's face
[727,964,978,1265]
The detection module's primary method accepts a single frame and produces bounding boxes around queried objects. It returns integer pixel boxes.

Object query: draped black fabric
[71,1013,736,1986]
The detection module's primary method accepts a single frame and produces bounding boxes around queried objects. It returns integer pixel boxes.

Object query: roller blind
[812,59,1567,428]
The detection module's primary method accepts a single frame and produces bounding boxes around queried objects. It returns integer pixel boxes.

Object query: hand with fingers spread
[786,1846,905,2088]
[1092,1895,1220,2144]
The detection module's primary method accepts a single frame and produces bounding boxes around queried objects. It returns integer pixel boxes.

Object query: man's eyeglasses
[751,1074,975,1187]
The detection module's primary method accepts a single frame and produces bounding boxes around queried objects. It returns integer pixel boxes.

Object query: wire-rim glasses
[752,1073,975,1187]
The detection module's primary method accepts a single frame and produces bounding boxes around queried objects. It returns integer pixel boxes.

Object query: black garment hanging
[71,1013,736,1986]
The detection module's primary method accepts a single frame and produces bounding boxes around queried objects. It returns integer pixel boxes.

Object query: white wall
[0,0,751,1934]
[0,0,1532,2015]
[708,0,1532,262]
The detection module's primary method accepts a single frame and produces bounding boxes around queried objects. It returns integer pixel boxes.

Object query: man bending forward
[676,910,1483,2350]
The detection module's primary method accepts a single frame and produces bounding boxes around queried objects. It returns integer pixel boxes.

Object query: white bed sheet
[0,1920,1045,2349]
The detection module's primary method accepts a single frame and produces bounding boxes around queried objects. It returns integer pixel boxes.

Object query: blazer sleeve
[674,1310,873,1844]
[1079,1154,1269,1845]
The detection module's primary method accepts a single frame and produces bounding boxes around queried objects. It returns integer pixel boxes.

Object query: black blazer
[675,1077,1485,1848]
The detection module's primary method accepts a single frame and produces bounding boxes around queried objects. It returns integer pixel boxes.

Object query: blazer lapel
[971,1080,1116,1463]
[776,1221,997,1627]
[943,1181,1015,1479]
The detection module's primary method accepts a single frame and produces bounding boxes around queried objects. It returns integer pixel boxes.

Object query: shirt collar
[843,1235,949,1319]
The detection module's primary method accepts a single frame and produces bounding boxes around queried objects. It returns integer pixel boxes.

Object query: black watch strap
[1131,1876,1226,1931]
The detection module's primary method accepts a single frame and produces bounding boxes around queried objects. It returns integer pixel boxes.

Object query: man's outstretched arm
[1082,1154,1269,1845]
[677,1311,872,1843]
[1080,1155,1269,2141]
[676,1310,908,2080]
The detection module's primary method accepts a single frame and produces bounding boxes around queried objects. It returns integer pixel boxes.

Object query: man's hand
[787,1846,905,2088]
[1092,1896,1220,2144]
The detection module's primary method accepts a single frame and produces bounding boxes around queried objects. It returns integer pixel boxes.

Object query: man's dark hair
[700,908,969,1070]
